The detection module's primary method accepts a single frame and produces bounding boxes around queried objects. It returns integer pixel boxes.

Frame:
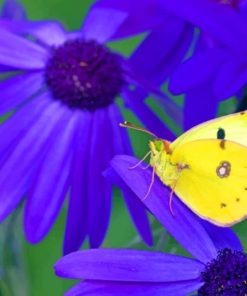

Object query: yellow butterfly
[121,110,247,227]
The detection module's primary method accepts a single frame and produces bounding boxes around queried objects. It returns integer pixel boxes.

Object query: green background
[0,1,246,295]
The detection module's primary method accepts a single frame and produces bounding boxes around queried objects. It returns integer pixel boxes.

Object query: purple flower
[0,1,184,253]
[55,155,244,295]
[167,0,247,129]
[1,0,26,20]
[94,0,247,130]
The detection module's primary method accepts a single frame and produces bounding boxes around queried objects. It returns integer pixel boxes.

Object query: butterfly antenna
[129,151,151,169]
[120,121,157,138]
[142,164,156,201]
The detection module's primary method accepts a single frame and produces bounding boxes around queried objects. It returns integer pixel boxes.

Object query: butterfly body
[148,111,247,226]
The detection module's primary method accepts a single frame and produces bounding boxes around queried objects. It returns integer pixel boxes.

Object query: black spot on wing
[220,202,227,208]
[217,128,225,140]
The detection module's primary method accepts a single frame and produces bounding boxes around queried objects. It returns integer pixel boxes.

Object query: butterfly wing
[171,111,247,149]
[171,138,247,226]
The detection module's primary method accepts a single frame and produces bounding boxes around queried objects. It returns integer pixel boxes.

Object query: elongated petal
[183,85,218,130]
[82,7,127,42]
[106,104,153,245]
[161,0,247,53]
[63,112,92,254]
[111,155,219,263]
[87,108,114,247]
[91,0,167,39]
[169,48,227,95]
[25,108,79,243]
[201,221,243,252]
[55,249,203,282]
[1,0,27,20]
[0,29,47,69]
[0,96,61,221]
[0,20,67,46]
[0,72,43,114]
[65,280,203,296]
[214,55,247,99]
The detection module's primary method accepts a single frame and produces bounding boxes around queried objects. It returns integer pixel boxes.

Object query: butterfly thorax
[149,140,178,187]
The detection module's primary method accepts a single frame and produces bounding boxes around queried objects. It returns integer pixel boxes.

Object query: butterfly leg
[169,180,177,217]
[129,151,151,169]
[142,164,156,201]
[168,163,189,216]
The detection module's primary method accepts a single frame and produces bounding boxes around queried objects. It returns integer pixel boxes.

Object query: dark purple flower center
[198,248,247,296]
[44,39,125,110]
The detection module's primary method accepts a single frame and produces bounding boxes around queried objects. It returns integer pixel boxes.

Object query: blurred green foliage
[0,0,246,295]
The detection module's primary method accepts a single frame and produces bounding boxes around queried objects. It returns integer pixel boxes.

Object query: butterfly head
[149,139,171,155]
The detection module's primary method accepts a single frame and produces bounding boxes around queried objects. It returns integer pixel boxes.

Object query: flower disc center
[45,39,124,110]
[199,248,247,295]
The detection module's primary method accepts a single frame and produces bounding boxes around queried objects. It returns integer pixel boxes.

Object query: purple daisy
[0,1,183,253]
[94,0,247,130]
[167,0,247,129]
[55,155,244,295]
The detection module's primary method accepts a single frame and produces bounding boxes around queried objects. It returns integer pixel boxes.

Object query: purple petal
[130,18,190,83]
[87,108,114,247]
[201,221,243,252]
[82,7,127,43]
[0,29,47,69]
[183,85,218,130]
[0,20,67,46]
[24,108,79,243]
[0,72,43,114]
[0,93,50,160]
[160,0,247,54]
[55,249,203,282]
[213,55,247,99]
[111,155,219,263]
[1,0,27,20]
[0,95,59,221]
[105,105,153,246]
[169,48,227,95]
[63,112,92,254]
[92,0,167,39]
[104,168,153,246]
[65,280,202,296]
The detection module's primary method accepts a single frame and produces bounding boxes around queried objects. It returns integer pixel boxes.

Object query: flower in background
[0,0,26,20]
[92,0,247,131]
[0,0,187,254]
[167,0,247,129]
[55,155,244,296]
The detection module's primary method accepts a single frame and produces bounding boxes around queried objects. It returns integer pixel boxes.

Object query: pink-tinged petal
[24,108,80,243]
[214,55,247,99]
[55,249,203,282]
[161,0,247,53]
[65,280,203,296]
[169,48,227,95]
[82,8,127,43]
[63,112,92,254]
[0,72,44,114]
[111,155,218,263]
[0,29,47,69]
